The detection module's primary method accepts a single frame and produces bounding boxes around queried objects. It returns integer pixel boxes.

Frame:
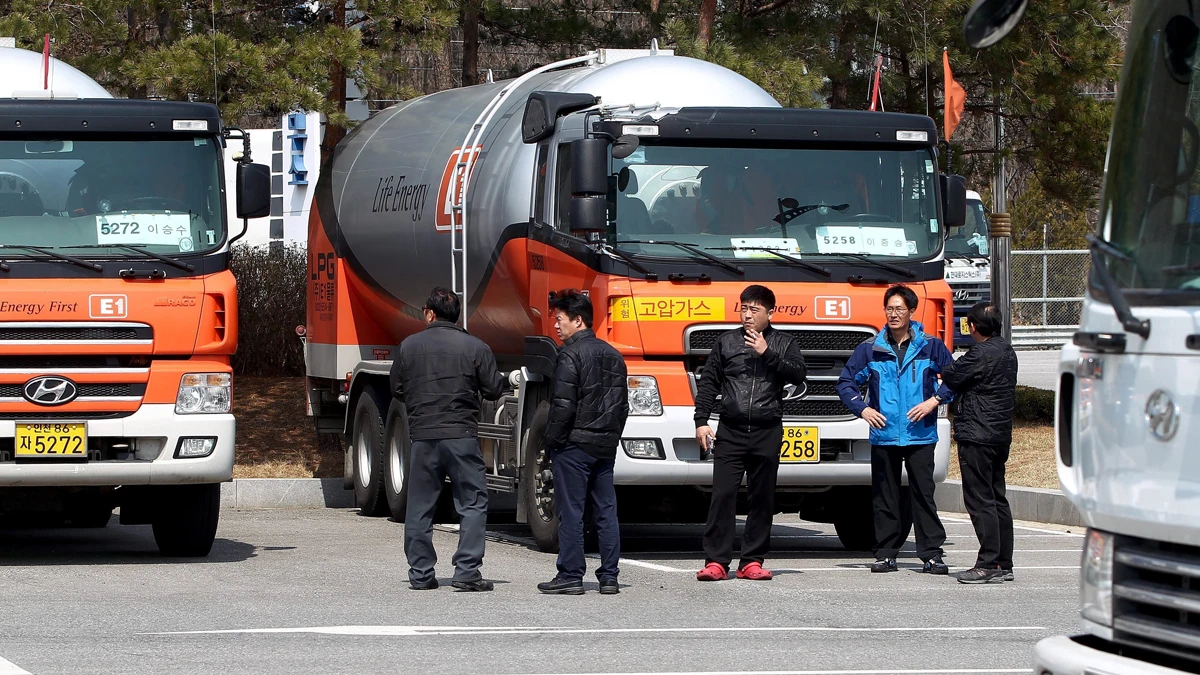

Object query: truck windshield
[608,144,941,261]
[945,199,989,258]
[1096,2,1200,298]
[0,137,225,257]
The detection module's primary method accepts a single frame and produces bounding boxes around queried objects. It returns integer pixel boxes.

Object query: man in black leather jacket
[537,290,630,595]
[391,287,509,592]
[694,285,808,582]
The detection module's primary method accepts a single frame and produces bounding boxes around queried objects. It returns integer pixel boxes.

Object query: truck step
[486,475,517,493]
[478,422,514,442]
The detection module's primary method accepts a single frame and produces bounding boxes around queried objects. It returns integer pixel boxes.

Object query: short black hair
[423,287,461,323]
[549,289,593,329]
[739,284,776,310]
[883,284,918,311]
[967,301,1002,337]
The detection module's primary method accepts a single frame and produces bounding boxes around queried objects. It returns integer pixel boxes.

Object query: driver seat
[617,169,654,235]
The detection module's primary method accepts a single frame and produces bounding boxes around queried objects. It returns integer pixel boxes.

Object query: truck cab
[944,190,991,349]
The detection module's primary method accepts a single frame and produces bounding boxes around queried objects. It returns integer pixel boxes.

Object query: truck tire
[521,402,559,553]
[383,401,413,522]
[152,484,220,557]
[351,391,388,516]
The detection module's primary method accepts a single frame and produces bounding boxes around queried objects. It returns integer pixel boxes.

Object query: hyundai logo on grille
[782,382,809,401]
[953,288,971,302]
[23,376,79,406]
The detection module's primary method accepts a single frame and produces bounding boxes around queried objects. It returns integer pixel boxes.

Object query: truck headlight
[627,376,663,416]
[176,373,232,414]
[622,439,664,459]
[1081,528,1114,626]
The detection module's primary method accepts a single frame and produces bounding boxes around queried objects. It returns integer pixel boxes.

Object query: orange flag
[943,48,966,141]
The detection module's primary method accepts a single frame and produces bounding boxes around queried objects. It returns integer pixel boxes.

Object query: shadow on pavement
[0,517,258,565]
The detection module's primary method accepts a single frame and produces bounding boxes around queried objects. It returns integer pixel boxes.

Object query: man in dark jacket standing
[537,289,629,595]
[694,285,808,582]
[391,287,509,592]
[940,302,1019,584]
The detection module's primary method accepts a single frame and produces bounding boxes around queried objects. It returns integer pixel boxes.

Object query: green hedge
[230,243,307,377]
[1014,385,1055,425]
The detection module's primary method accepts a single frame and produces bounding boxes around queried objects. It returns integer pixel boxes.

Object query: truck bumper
[1033,635,1183,675]
[0,404,234,486]
[615,405,951,486]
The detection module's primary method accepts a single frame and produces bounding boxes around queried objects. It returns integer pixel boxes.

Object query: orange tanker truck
[0,46,270,555]
[304,46,965,551]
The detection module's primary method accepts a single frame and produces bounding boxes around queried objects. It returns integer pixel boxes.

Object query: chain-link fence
[1009,249,1091,344]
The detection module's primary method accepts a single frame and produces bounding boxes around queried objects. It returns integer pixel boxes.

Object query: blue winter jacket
[836,321,955,446]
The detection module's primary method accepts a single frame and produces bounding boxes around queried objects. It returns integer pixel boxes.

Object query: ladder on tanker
[447,51,599,330]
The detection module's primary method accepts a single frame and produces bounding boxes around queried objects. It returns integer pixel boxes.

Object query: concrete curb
[223,477,1085,528]
[935,479,1084,528]
[220,478,354,510]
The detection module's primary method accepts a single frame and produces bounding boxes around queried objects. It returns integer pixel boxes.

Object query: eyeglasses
[883,307,910,316]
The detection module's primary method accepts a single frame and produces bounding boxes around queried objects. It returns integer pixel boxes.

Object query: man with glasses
[837,285,954,575]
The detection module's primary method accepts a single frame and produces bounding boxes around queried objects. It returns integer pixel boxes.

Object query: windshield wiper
[829,253,916,279]
[617,240,744,275]
[0,245,102,272]
[1086,232,1150,338]
[68,244,195,272]
[603,246,659,280]
[775,200,849,237]
[707,247,831,277]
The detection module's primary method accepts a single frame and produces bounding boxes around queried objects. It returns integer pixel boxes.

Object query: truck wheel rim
[534,445,554,522]
[356,413,371,487]
[388,416,405,496]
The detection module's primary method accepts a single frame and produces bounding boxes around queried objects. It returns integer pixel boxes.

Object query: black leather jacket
[940,335,1019,446]
[545,329,630,459]
[390,321,506,441]
[693,326,808,430]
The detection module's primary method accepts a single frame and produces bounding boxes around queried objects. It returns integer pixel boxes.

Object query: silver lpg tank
[319,50,779,352]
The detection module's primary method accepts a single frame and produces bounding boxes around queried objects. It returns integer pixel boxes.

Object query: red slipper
[736,562,773,580]
[696,562,728,581]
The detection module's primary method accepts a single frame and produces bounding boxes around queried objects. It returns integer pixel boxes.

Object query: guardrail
[1011,325,1075,349]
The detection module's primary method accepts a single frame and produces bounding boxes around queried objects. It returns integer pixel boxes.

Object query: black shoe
[599,578,620,595]
[1000,567,1015,582]
[923,556,949,575]
[451,578,494,592]
[538,576,585,595]
[410,578,439,590]
[955,567,1005,584]
[871,558,897,573]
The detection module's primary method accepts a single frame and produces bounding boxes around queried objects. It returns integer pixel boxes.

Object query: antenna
[924,8,930,118]
[211,0,220,109]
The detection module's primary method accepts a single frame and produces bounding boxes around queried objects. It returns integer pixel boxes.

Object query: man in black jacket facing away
[390,287,509,592]
[537,290,630,595]
[940,302,1019,584]
[694,285,808,582]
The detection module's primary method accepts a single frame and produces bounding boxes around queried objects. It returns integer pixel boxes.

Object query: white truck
[945,189,991,349]
[965,0,1200,672]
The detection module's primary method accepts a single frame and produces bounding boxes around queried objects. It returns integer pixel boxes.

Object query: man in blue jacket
[837,285,954,574]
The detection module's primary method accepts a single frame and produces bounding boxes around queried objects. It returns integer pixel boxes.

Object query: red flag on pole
[868,55,883,111]
[943,48,966,140]
[43,34,50,90]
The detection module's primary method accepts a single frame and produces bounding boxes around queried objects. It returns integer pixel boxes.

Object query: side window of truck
[533,143,549,224]
[554,143,573,231]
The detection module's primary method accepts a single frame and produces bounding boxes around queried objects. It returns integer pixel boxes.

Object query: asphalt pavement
[0,508,1084,675]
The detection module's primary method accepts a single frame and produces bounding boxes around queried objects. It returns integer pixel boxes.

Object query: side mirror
[236,162,271,219]
[963,0,1028,48]
[568,138,610,235]
[521,91,599,144]
[940,174,967,229]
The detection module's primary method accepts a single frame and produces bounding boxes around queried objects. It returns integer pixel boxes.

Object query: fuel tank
[312,51,779,357]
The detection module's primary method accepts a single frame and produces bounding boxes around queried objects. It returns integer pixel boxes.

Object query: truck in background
[963,0,1200,672]
[0,45,271,555]
[945,190,991,349]
[304,46,966,552]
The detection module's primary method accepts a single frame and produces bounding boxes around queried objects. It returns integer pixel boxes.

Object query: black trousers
[958,441,1014,569]
[703,424,781,570]
[552,444,620,581]
[872,443,946,560]
[404,437,489,585]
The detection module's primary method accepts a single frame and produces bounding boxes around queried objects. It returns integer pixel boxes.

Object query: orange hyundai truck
[303,48,965,551]
[0,48,270,555]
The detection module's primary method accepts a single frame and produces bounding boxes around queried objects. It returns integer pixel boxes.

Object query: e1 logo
[89,294,128,318]
[312,252,336,281]
[814,296,851,321]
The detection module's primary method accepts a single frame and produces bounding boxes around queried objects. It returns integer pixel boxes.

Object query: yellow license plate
[15,423,87,458]
[959,317,970,335]
[780,426,819,463]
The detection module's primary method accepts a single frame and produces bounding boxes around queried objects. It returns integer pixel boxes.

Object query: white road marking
[147,625,1046,637]
[591,555,682,572]
[940,517,1082,536]
[528,669,1030,675]
[0,656,31,675]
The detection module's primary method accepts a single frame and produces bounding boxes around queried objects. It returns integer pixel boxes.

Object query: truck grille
[0,411,134,420]
[1112,535,1200,666]
[0,326,151,341]
[782,399,855,418]
[687,328,871,354]
[0,356,143,369]
[950,282,990,309]
[0,383,144,399]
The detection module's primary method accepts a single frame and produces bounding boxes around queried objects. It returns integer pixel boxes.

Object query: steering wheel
[0,171,38,193]
[125,196,190,212]
[849,213,896,222]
